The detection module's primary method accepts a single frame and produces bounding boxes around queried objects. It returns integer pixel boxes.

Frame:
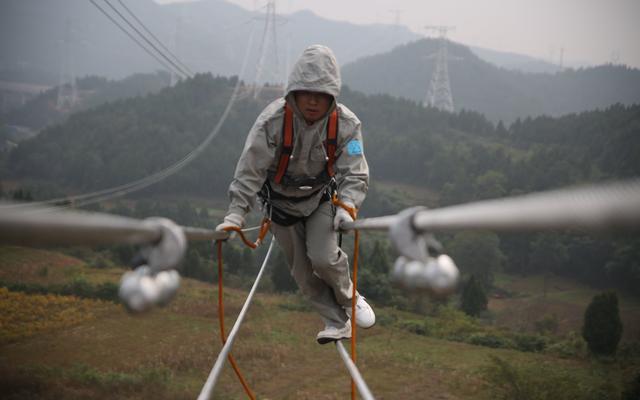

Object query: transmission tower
[253,0,286,98]
[424,26,456,112]
[56,19,78,111]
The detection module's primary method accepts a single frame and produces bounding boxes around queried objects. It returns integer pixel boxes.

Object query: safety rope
[216,240,255,399]
[203,219,271,399]
[331,194,360,400]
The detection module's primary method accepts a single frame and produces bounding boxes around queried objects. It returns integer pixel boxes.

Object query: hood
[285,45,341,99]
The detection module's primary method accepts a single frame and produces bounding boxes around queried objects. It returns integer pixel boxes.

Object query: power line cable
[102,0,192,79]
[88,0,182,78]
[116,0,194,76]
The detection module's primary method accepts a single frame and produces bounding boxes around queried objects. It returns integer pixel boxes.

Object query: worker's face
[294,90,333,124]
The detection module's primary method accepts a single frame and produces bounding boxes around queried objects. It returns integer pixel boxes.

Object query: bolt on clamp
[388,207,460,297]
[119,217,186,312]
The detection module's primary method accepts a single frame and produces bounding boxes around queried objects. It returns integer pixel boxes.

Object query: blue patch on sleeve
[347,139,363,156]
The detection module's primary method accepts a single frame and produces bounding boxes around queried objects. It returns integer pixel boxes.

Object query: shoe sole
[317,336,350,345]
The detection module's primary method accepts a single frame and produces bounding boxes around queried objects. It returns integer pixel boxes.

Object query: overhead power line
[89,0,183,78]
[101,0,192,79]
[116,0,194,77]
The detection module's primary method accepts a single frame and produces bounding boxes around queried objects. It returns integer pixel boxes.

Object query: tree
[582,291,623,356]
[460,275,488,316]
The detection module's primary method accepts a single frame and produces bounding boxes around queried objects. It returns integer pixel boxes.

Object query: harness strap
[274,103,339,185]
[274,104,294,184]
[326,110,338,177]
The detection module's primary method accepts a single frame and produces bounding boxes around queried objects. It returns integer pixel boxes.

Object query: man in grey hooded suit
[217,45,375,344]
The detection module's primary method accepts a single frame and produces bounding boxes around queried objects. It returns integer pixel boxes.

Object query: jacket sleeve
[334,115,369,209]
[227,112,278,217]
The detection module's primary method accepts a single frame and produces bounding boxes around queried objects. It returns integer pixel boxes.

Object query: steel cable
[116,0,194,77]
[103,0,192,78]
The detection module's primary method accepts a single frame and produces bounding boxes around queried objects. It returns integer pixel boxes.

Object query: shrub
[468,333,513,349]
[429,307,483,341]
[483,355,619,400]
[545,331,587,358]
[582,291,623,356]
[512,333,547,353]
[398,319,427,335]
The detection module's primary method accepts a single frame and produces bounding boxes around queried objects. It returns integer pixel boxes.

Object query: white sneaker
[345,296,376,329]
[316,322,352,345]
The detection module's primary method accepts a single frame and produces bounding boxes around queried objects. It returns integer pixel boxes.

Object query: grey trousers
[270,201,353,327]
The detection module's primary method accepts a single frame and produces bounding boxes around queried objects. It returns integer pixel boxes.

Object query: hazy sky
[211,0,640,68]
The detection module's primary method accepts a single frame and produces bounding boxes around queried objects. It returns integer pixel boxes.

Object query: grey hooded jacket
[226,45,369,219]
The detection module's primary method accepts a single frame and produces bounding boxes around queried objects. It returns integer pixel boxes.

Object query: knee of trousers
[307,247,346,272]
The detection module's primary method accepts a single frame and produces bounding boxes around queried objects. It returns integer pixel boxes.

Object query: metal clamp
[389,207,460,297]
[119,217,186,312]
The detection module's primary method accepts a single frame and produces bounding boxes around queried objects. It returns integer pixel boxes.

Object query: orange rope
[214,218,271,399]
[223,217,271,249]
[331,194,359,400]
[216,240,255,400]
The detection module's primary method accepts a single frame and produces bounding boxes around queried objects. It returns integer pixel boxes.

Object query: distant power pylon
[424,25,457,112]
[57,19,78,111]
[252,0,286,98]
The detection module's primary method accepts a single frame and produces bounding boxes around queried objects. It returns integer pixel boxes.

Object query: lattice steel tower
[424,26,455,112]
[253,0,286,98]
[56,19,78,111]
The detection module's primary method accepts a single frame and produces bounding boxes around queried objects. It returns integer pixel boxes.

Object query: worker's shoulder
[256,97,286,125]
[336,103,361,128]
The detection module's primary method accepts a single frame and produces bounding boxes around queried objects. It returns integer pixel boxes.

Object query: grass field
[1,246,638,399]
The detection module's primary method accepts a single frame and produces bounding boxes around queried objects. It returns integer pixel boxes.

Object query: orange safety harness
[274,103,339,185]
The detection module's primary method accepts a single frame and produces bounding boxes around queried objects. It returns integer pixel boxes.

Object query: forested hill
[4,73,639,210]
[341,39,640,123]
[3,72,171,131]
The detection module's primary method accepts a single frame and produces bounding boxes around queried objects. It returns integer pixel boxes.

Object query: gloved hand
[333,204,354,232]
[215,213,245,240]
